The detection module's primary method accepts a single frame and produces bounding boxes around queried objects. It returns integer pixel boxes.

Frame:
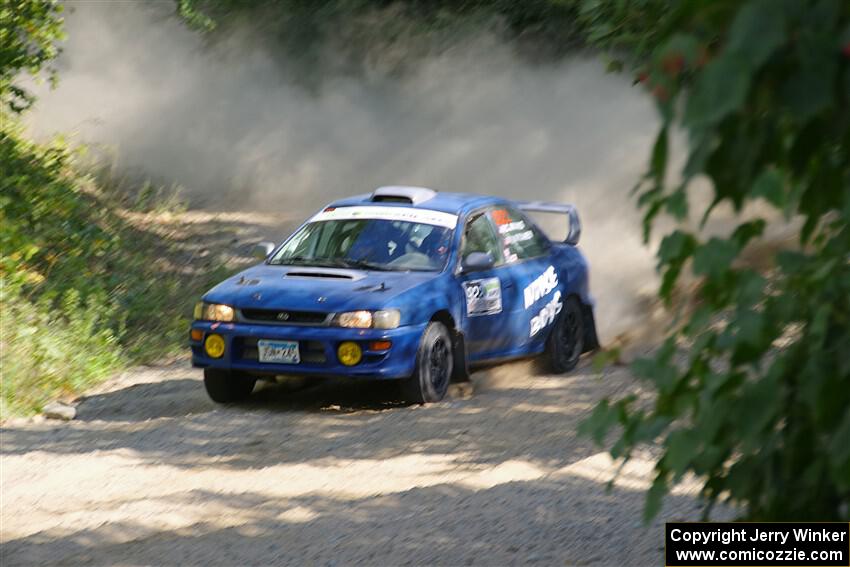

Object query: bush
[579,0,850,521]
[0,118,232,416]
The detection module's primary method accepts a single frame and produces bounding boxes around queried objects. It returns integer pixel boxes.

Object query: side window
[490,208,549,262]
[460,212,503,266]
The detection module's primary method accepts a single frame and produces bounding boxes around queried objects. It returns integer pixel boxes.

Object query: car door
[454,209,522,358]
[489,206,561,350]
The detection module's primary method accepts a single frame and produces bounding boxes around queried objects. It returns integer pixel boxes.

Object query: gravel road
[1,356,717,566]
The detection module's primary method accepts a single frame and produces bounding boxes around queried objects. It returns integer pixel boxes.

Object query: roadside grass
[0,118,236,417]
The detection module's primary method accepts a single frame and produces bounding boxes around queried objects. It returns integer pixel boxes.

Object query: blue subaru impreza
[190,186,598,403]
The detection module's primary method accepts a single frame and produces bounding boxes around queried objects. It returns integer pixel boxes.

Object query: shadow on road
[2,361,614,470]
[72,375,410,423]
[2,468,699,565]
[2,361,697,566]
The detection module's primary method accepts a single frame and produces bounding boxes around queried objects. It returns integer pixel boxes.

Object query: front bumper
[189,320,426,380]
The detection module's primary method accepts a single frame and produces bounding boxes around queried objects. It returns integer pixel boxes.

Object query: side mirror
[565,208,581,246]
[462,251,495,273]
[252,242,275,260]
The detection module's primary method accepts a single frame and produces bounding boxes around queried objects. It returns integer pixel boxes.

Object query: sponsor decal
[463,277,502,316]
[524,265,559,309]
[497,220,526,234]
[502,230,534,245]
[530,290,562,337]
[491,209,511,226]
[311,206,458,229]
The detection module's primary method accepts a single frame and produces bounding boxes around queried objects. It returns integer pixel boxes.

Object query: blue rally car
[190,186,598,403]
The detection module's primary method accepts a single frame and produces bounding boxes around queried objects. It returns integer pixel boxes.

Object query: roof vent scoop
[371,186,437,205]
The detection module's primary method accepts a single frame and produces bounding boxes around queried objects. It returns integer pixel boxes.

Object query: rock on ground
[41,402,76,421]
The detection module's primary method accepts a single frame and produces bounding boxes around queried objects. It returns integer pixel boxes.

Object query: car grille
[239,338,327,364]
[240,308,329,325]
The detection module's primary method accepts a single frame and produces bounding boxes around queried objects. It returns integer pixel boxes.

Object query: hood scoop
[286,271,351,279]
[282,267,363,280]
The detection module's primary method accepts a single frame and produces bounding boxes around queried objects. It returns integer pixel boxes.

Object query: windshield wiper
[272,256,391,271]
[271,255,314,266]
[336,258,393,271]
[273,256,343,268]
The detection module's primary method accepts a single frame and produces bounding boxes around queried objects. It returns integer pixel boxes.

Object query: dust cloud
[26,0,663,341]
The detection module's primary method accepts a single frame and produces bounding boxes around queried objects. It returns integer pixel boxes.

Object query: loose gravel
[2,359,716,566]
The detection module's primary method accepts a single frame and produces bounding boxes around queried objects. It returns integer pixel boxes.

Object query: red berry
[662,54,685,76]
[652,85,669,102]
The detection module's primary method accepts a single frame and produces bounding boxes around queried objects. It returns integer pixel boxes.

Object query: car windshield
[269,218,453,272]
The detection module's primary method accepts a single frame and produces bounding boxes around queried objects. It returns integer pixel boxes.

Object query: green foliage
[0,118,231,416]
[0,0,65,113]
[580,0,850,520]
[1,283,124,417]
[175,0,584,75]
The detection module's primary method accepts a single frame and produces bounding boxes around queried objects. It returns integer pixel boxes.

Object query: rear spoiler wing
[517,201,581,246]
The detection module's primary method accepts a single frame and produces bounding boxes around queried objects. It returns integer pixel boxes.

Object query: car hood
[203,264,441,313]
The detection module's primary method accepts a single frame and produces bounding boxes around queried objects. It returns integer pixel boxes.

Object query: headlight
[336,309,400,329]
[372,310,401,329]
[337,310,372,328]
[194,302,235,322]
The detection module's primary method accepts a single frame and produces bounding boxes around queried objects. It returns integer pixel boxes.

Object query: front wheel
[203,368,256,403]
[402,322,453,403]
[545,295,585,374]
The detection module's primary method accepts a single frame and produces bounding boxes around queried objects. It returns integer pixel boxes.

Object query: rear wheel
[402,322,453,403]
[545,295,585,374]
[203,368,256,403]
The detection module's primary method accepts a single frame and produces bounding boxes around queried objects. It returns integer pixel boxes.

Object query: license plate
[257,340,300,364]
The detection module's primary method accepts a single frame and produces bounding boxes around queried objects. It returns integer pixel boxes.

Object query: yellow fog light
[204,334,226,358]
[337,341,362,366]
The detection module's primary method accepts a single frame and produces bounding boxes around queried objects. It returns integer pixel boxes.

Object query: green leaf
[605,58,624,73]
[665,429,697,478]
[644,473,668,522]
[809,304,831,343]
[684,55,751,128]
[665,189,688,220]
[579,400,618,445]
[731,219,766,248]
[776,250,807,273]
[650,127,668,184]
[658,230,694,264]
[731,310,766,364]
[726,0,787,68]
[828,410,850,489]
[736,271,765,307]
[751,168,786,208]
[810,258,837,283]
[692,238,738,278]
[780,64,835,120]
[734,373,781,452]
[658,33,700,67]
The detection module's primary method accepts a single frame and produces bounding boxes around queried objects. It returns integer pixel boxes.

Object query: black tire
[402,322,453,403]
[545,295,585,374]
[203,368,256,403]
